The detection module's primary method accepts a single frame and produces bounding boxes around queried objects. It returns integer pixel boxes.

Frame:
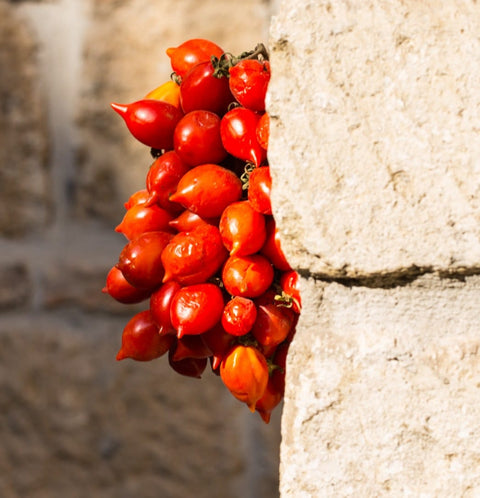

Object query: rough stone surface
[268,0,480,277]
[281,276,480,497]
[0,1,50,238]
[76,0,272,225]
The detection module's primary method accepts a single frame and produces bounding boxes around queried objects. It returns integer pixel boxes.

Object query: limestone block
[76,0,271,224]
[0,313,280,498]
[0,2,50,237]
[281,276,480,497]
[268,0,480,277]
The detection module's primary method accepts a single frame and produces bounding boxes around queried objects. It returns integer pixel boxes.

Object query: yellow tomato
[144,80,181,108]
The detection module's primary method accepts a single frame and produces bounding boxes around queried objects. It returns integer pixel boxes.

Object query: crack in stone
[297,266,480,289]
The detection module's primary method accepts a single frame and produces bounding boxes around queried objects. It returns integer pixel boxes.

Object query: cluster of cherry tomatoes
[103,38,301,423]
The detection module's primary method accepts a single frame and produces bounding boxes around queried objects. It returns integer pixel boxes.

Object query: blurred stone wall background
[0,0,282,497]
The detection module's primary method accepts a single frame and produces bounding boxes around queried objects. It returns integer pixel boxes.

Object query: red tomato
[248,166,272,215]
[170,164,243,218]
[280,270,302,314]
[221,296,257,336]
[220,345,269,411]
[168,209,218,232]
[149,281,182,335]
[255,379,283,424]
[124,189,150,210]
[167,38,224,78]
[251,302,295,347]
[117,231,173,289]
[102,266,151,304]
[256,112,269,150]
[170,335,212,362]
[168,351,208,378]
[261,217,292,271]
[170,283,224,337]
[202,323,235,371]
[111,100,183,151]
[145,151,191,214]
[161,224,228,285]
[271,342,289,395]
[115,204,174,240]
[220,107,266,166]
[174,110,227,166]
[229,59,270,112]
[180,60,233,115]
[116,310,174,361]
[219,200,266,256]
[222,254,274,298]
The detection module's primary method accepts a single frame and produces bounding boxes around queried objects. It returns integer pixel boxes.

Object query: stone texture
[0,263,31,310]
[0,1,50,237]
[268,0,480,277]
[76,0,272,225]
[281,276,480,497]
[0,313,281,498]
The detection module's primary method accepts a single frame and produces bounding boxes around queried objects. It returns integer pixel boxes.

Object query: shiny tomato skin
[280,270,302,314]
[124,189,150,210]
[111,100,183,150]
[174,110,227,167]
[169,164,243,218]
[168,351,208,378]
[222,254,274,298]
[145,151,191,214]
[221,296,257,336]
[144,80,181,108]
[248,166,272,215]
[220,107,266,166]
[220,345,269,411]
[102,266,151,304]
[167,38,224,78]
[202,322,235,371]
[149,281,182,335]
[170,335,212,362]
[170,283,224,338]
[255,379,283,424]
[256,112,269,150]
[116,310,174,361]
[219,200,266,256]
[260,217,292,271]
[180,61,234,115]
[161,224,228,285]
[115,204,174,240]
[229,59,270,112]
[117,231,173,290]
[168,209,218,233]
[251,302,295,347]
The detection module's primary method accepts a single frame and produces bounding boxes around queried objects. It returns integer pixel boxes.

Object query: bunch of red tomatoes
[103,38,301,423]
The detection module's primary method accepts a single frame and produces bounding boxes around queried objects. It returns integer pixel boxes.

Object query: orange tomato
[144,80,181,109]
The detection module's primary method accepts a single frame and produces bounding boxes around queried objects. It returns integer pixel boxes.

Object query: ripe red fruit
[221,296,257,336]
[251,302,295,347]
[115,204,174,240]
[222,254,274,298]
[256,112,269,150]
[180,60,234,115]
[102,266,151,304]
[124,189,150,210]
[169,164,243,218]
[149,281,182,335]
[117,231,173,289]
[248,166,272,215]
[255,379,283,424]
[161,224,228,285]
[168,351,208,378]
[167,38,224,78]
[170,283,224,338]
[170,335,212,362]
[261,217,292,271]
[168,209,218,232]
[111,100,183,150]
[116,310,174,361]
[145,151,191,213]
[202,323,235,371]
[219,200,266,256]
[174,110,227,166]
[220,345,269,411]
[229,59,270,112]
[280,270,302,314]
[220,107,266,166]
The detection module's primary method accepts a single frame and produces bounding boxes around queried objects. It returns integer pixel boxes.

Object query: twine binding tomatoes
[104,38,301,423]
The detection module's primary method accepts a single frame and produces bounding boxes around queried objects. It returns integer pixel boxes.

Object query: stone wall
[0,1,281,497]
[268,0,480,496]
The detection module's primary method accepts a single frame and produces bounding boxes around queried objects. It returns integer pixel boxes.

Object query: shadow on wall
[0,1,281,497]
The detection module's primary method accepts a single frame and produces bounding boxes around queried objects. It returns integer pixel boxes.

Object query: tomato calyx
[240,162,256,191]
[211,43,270,79]
[274,290,300,312]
